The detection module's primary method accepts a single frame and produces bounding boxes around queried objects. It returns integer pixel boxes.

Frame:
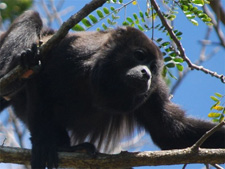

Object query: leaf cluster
[73,6,120,31]
[179,0,212,26]
[209,93,225,123]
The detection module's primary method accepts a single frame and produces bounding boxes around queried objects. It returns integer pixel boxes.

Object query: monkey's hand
[20,43,41,79]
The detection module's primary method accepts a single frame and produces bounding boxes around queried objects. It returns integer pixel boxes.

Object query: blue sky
[0,0,224,168]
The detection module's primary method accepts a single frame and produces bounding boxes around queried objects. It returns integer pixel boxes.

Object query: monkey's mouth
[125,77,151,95]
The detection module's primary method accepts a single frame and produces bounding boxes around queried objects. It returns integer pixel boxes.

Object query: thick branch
[0,0,107,96]
[0,147,225,168]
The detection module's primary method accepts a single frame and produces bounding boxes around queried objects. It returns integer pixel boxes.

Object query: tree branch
[0,0,107,97]
[191,121,225,150]
[0,146,224,168]
[150,0,225,83]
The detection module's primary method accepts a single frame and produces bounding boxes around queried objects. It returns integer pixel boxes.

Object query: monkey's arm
[136,93,225,149]
[0,11,42,98]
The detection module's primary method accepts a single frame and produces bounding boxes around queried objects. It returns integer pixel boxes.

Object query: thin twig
[191,121,225,151]
[150,0,225,83]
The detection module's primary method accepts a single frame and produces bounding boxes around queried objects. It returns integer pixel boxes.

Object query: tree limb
[0,146,224,168]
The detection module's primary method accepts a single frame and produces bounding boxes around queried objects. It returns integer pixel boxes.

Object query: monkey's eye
[134,49,146,62]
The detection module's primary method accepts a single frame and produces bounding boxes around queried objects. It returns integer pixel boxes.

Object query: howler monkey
[0,10,224,169]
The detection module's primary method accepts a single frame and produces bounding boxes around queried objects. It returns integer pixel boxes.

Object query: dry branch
[150,0,225,83]
[0,146,225,168]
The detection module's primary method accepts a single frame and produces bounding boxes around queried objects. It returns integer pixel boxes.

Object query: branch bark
[0,0,107,97]
[0,146,225,168]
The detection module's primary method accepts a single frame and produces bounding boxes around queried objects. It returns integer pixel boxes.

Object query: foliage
[209,93,225,123]
[0,0,33,22]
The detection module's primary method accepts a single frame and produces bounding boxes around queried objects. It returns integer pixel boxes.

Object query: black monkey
[0,10,224,169]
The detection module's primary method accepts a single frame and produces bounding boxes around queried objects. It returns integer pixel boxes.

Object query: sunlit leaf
[191,19,198,26]
[210,96,219,102]
[213,106,224,111]
[208,112,221,118]
[215,93,223,98]
[176,64,184,71]
[132,0,137,5]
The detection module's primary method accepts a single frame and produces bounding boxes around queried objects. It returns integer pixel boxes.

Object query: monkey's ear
[116,27,127,35]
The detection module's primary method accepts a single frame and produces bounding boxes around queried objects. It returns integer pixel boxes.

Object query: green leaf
[139,11,144,19]
[169,52,177,57]
[190,19,198,26]
[173,58,183,63]
[165,47,172,52]
[176,31,183,36]
[103,7,110,15]
[212,119,219,123]
[107,18,113,25]
[210,96,219,102]
[208,112,221,118]
[133,13,138,20]
[81,18,92,27]
[176,64,184,71]
[215,93,223,98]
[89,15,98,24]
[112,13,120,20]
[156,38,163,42]
[127,17,134,23]
[192,0,204,6]
[122,21,129,26]
[102,23,108,30]
[206,22,213,26]
[110,6,115,12]
[164,57,172,62]
[167,14,176,21]
[137,24,144,31]
[202,18,211,22]
[97,10,104,18]
[181,5,189,11]
[162,66,167,77]
[161,42,170,47]
[168,70,177,80]
[72,24,85,31]
[166,62,176,68]
[187,15,195,19]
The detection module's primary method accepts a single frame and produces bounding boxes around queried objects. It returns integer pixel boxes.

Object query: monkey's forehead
[112,27,163,60]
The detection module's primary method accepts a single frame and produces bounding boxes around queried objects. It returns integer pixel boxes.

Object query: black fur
[0,11,224,169]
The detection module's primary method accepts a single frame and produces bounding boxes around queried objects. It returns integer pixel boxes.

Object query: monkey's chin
[129,80,151,96]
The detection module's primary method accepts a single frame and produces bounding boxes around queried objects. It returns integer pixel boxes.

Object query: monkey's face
[90,27,163,113]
